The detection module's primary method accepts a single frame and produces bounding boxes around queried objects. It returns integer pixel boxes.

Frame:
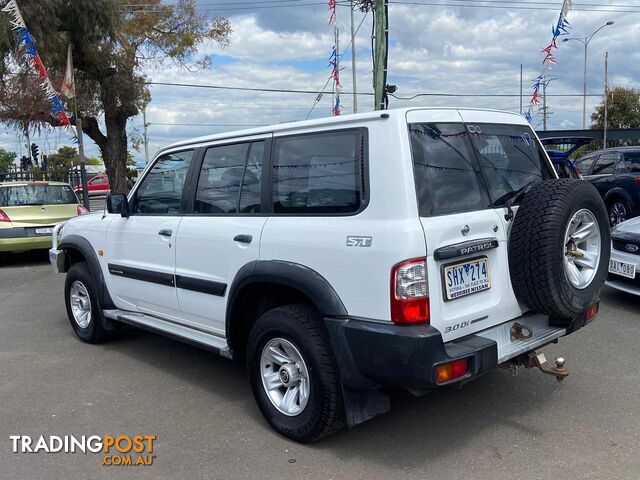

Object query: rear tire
[509,179,610,319]
[247,304,346,442]
[64,262,111,343]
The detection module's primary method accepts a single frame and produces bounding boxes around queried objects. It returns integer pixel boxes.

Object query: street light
[563,21,614,129]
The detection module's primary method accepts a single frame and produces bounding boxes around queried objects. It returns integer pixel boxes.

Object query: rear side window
[134,150,194,215]
[272,130,364,214]
[623,152,640,173]
[409,123,490,217]
[576,154,598,175]
[592,153,617,175]
[194,141,264,215]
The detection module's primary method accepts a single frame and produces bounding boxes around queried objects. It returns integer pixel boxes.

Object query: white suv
[50,108,610,442]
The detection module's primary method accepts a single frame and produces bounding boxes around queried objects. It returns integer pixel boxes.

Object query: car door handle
[158,229,173,237]
[234,234,253,244]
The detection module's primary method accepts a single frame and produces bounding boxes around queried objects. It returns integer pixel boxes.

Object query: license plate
[34,227,53,235]
[608,259,636,279]
[444,257,491,300]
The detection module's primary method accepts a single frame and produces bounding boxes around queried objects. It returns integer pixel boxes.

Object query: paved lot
[1,251,639,480]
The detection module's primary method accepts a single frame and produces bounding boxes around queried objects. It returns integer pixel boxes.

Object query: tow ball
[503,352,569,382]
[528,352,569,382]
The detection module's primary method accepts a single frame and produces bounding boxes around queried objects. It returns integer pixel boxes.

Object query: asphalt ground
[1,250,639,480]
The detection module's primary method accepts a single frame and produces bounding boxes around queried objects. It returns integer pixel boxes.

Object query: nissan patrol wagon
[50,108,610,442]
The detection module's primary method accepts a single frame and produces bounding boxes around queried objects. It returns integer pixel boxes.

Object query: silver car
[606,216,640,296]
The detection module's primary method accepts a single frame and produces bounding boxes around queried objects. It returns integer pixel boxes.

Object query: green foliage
[591,87,640,129]
[0,0,231,193]
[85,156,103,166]
[46,146,79,170]
[0,147,16,173]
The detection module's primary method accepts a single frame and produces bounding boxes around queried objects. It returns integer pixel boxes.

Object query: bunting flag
[525,0,573,123]
[328,0,341,116]
[1,0,74,132]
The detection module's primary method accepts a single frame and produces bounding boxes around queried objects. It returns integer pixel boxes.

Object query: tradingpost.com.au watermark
[9,435,157,466]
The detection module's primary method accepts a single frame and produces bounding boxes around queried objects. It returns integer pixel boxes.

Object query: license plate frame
[442,255,491,301]
[608,259,636,279]
[34,227,54,236]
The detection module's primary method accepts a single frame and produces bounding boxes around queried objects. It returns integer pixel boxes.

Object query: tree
[0,147,16,173]
[591,87,640,129]
[46,145,79,169]
[0,0,231,193]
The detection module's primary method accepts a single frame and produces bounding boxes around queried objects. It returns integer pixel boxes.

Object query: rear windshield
[409,123,552,217]
[0,184,78,207]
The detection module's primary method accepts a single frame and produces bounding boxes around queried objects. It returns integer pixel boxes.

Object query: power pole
[519,64,523,115]
[74,100,90,210]
[373,0,388,110]
[604,51,609,149]
[143,107,149,164]
[350,0,358,113]
[542,78,547,131]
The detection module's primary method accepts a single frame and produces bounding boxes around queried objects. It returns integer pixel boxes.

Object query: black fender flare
[59,235,116,310]
[225,260,348,334]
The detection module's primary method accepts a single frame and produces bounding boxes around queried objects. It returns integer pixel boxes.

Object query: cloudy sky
[2,0,639,164]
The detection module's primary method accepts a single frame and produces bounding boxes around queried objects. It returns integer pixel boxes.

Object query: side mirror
[107,193,130,217]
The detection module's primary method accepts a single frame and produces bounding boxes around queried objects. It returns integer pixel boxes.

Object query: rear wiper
[21,202,44,206]
[501,178,543,222]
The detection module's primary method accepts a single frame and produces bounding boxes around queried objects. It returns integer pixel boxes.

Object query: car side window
[623,152,640,173]
[591,153,617,175]
[272,130,364,214]
[133,150,194,215]
[194,141,264,215]
[576,154,598,175]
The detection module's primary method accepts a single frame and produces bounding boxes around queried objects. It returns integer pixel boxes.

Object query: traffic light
[20,156,28,171]
[31,143,39,165]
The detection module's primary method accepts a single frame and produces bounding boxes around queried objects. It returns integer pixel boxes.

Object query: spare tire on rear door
[508,179,610,320]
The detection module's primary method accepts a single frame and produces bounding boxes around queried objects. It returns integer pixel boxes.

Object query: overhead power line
[147,81,610,98]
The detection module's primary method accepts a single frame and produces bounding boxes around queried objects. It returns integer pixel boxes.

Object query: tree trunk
[102,112,130,194]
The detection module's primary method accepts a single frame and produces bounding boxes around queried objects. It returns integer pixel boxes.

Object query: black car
[576,147,640,225]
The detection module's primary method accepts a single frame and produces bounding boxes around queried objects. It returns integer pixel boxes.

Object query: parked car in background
[539,136,591,179]
[0,181,88,254]
[73,174,110,197]
[606,216,640,296]
[576,147,640,225]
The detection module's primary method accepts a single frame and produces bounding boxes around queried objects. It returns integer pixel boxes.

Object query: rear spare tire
[508,179,610,319]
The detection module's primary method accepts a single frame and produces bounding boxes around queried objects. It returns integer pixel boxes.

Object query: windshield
[0,184,78,207]
[409,123,552,217]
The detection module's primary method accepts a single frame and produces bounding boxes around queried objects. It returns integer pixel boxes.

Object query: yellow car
[0,181,89,253]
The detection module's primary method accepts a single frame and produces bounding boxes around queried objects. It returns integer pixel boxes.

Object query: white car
[606,216,640,295]
[49,108,610,442]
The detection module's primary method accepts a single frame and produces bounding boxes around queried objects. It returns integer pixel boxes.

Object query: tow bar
[503,352,569,382]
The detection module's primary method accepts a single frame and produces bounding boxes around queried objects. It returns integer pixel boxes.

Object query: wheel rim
[70,280,92,328]
[260,338,310,417]
[609,202,627,226]
[563,208,601,290]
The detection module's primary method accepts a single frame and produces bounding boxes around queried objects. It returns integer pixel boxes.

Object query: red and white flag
[60,43,75,99]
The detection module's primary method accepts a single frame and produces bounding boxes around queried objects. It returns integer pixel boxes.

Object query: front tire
[64,262,111,343]
[247,304,345,442]
[608,199,629,226]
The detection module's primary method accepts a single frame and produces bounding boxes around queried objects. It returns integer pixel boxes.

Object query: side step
[103,309,232,358]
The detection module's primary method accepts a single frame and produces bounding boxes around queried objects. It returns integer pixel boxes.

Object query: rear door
[174,136,269,334]
[407,111,553,341]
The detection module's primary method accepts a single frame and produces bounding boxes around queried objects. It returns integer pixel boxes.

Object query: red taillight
[634,177,640,186]
[435,358,469,384]
[0,209,10,222]
[77,204,89,216]
[585,302,599,323]
[390,257,430,324]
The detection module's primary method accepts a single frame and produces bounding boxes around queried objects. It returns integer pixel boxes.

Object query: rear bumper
[325,309,595,391]
[0,235,52,252]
